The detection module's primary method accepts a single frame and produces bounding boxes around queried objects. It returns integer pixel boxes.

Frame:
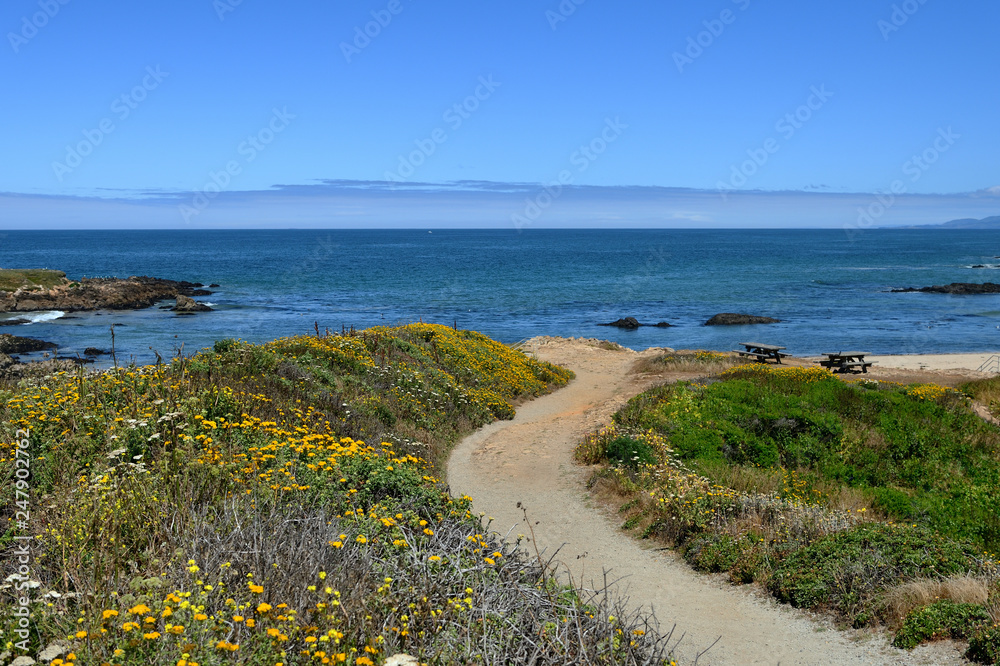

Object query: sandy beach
[862,352,999,374]
[796,351,999,387]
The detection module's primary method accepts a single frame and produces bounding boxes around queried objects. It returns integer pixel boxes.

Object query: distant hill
[910,215,1000,229]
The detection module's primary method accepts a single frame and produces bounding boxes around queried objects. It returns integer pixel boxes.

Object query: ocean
[2,228,1000,366]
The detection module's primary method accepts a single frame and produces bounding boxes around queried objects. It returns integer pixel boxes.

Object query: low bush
[683,534,747,573]
[632,350,746,375]
[968,625,1000,664]
[768,523,984,617]
[892,600,990,649]
[606,435,657,469]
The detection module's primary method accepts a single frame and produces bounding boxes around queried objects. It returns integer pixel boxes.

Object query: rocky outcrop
[0,335,82,380]
[0,334,57,354]
[0,276,213,312]
[891,282,1000,295]
[704,313,781,326]
[84,347,107,356]
[0,352,78,381]
[172,294,213,313]
[599,317,672,329]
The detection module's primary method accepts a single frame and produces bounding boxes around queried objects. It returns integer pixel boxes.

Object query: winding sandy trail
[448,338,968,666]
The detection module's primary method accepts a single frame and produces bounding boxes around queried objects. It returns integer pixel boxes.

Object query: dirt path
[448,338,968,666]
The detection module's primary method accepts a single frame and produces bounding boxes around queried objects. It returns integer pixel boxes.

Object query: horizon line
[0,225,976,231]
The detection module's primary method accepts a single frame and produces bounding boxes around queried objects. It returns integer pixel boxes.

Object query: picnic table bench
[817,352,874,374]
[733,342,788,364]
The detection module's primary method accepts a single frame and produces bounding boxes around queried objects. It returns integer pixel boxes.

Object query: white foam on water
[19,310,66,324]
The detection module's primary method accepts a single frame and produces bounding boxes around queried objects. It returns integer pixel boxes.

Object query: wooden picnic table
[734,342,788,364]
[817,351,874,373]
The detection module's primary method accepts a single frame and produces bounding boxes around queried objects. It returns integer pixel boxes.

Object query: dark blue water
[2,229,1000,365]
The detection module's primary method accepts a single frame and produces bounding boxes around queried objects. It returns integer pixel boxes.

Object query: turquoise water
[2,229,1000,365]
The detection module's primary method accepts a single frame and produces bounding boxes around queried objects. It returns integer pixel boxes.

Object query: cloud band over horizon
[2,179,998,231]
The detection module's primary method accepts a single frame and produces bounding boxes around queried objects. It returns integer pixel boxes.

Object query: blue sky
[1,0,998,228]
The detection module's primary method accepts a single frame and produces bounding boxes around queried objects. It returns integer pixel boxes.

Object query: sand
[863,352,998,373]
[448,337,986,665]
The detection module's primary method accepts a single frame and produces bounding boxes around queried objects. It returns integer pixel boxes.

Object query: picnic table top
[822,351,870,358]
[738,342,786,351]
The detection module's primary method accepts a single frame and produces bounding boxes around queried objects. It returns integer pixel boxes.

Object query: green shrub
[892,600,990,649]
[871,487,912,519]
[684,534,744,573]
[768,523,979,616]
[968,625,1000,664]
[606,435,657,468]
[730,539,771,584]
[213,337,239,354]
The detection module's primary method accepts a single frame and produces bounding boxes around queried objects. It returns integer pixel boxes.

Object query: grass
[964,375,1000,419]
[0,269,68,292]
[578,364,1000,659]
[631,350,746,376]
[0,324,692,665]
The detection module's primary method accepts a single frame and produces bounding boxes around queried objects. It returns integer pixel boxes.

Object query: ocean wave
[965,264,1000,269]
[7,310,66,324]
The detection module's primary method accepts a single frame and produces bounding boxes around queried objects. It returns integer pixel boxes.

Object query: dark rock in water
[599,316,674,329]
[159,306,172,309]
[84,347,107,356]
[600,316,641,329]
[972,265,986,269]
[209,283,220,288]
[189,289,212,296]
[705,313,781,326]
[891,282,1000,295]
[0,318,30,326]
[172,294,213,313]
[0,333,57,354]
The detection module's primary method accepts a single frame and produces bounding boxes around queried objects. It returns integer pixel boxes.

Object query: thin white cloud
[670,211,712,223]
[1,181,998,230]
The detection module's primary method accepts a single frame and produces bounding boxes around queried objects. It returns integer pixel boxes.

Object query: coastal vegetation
[0,270,68,293]
[0,273,212,313]
[579,361,1000,660]
[631,350,739,376]
[0,324,685,665]
[965,375,1000,420]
